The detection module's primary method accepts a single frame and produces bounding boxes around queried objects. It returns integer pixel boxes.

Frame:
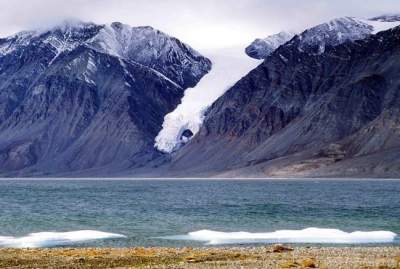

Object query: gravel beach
[0,246,399,268]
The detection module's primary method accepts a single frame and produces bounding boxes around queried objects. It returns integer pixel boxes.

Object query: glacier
[155,47,262,153]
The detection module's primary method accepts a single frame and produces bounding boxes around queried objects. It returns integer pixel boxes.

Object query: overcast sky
[0,0,399,50]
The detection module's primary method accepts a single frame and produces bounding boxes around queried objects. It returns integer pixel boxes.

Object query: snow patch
[160,228,397,245]
[155,47,262,153]
[32,85,46,96]
[363,19,400,34]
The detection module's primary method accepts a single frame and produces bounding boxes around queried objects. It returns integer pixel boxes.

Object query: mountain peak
[0,20,211,88]
[294,16,372,54]
[247,15,400,60]
[245,31,295,59]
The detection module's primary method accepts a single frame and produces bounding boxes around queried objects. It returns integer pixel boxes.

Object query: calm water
[0,179,399,247]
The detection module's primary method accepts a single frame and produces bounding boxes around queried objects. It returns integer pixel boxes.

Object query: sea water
[0,179,399,248]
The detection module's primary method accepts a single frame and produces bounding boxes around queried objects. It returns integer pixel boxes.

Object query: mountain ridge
[246,16,400,60]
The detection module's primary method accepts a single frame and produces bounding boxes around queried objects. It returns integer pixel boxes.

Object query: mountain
[245,32,295,59]
[156,15,400,163]
[2,17,400,178]
[0,20,211,176]
[168,26,400,178]
[246,16,400,59]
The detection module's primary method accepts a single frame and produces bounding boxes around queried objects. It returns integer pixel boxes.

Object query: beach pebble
[273,244,294,253]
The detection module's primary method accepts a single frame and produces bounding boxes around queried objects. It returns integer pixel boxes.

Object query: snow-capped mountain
[293,17,373,54]
[245,31,295,59]
[0,20,211,88]
[0,20,211,175]
[246,16,400,59]
[88,22,210,88]
[156,15,400,155]
[172,25,400,178]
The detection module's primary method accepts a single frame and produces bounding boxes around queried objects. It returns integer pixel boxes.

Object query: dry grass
[0,246,399,269]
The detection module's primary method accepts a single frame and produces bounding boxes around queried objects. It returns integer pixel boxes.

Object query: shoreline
[1,246,399,269]
[0,177,400,181]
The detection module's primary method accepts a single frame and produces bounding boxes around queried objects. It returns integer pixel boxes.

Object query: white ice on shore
[160,228,397,245]
[155,47,262,153]
[0,230,126,248]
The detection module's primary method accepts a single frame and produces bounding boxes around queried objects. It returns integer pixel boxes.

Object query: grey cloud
[0,0,399,49]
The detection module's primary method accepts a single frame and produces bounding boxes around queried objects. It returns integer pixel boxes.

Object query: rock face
[245,32,295,59]
[170,26,400,178]
[0,21,211,176]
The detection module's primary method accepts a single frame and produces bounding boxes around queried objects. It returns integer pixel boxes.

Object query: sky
[0,0,399,50]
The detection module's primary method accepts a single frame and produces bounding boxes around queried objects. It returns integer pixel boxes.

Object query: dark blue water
[0,180,399,247]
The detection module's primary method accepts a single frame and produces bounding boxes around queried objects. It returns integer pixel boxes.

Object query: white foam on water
[160,228,397,245]
[0,230,126,248]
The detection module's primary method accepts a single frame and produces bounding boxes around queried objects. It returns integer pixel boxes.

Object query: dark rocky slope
[0,21,211,176]
[169,26,400,178]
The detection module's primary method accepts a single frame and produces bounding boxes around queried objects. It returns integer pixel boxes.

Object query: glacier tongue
[155,47,262,153]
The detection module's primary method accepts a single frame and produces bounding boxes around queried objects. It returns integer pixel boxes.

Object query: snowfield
[155,47,262,153]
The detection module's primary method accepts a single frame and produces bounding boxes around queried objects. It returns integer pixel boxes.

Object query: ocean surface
[0,179,399,248]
